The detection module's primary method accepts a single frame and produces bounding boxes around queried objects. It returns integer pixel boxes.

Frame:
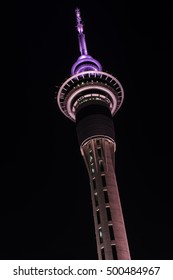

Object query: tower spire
[71,7,102,75]
[75,7,88,55]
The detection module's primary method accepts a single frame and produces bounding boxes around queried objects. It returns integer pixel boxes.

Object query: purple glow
[58,8,124,122]
[71,8,102,75]
[71,55,102,75]
[75,8,88,55]
[75,8,84,34]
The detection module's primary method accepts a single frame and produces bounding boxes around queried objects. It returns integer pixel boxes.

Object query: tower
[57,8,131,260]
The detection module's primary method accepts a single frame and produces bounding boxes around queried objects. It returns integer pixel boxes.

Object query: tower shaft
[81,138,130,259]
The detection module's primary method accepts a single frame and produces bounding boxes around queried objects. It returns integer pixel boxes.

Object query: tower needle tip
[75,7,83,34]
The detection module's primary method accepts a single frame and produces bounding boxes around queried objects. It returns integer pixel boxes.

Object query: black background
[1,1,172,260]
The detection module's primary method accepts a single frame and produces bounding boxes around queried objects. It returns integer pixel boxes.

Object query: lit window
[91,162,95,174]
[89,150,94,162]
[99,160,104,172]
[89,150,95,174]
[94,192,98,207]
[99,228,103,243]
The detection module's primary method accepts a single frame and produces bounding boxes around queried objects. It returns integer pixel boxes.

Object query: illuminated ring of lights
[72,93,112,111]
[57,71,124,122]
[80,135,116,154]
[66,85,117,120]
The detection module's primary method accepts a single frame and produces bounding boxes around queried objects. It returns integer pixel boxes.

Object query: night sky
[1,1,172,260]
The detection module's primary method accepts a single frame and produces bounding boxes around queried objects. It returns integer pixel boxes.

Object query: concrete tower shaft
[81,138,130,260]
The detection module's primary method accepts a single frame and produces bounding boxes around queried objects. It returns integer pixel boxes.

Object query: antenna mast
[75,8,88,56]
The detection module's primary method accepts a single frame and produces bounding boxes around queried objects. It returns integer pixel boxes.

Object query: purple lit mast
[71,8,102,76]
[75,8,88,56]
[57,8,131,260]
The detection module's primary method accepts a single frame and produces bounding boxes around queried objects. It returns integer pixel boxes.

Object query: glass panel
[97,147,102,158]
[109,225,115,240]
[89,150,93,161]
[101,175,106,187]
[93,178,96,190]
[97,210,101,224]
[103,190,109,203]
[99,228,103,243]
[99,161,104,172]
[91,163,95,174]
[111,245,118,260]
[94,192,98,206]
[101,247,105,260]
[106,207,112,221]
[91,167,95,174]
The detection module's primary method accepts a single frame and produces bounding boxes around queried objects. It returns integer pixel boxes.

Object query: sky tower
[57,8,131,260]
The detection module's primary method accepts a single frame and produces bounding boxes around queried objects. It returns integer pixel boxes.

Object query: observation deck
[57,70,124,122]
